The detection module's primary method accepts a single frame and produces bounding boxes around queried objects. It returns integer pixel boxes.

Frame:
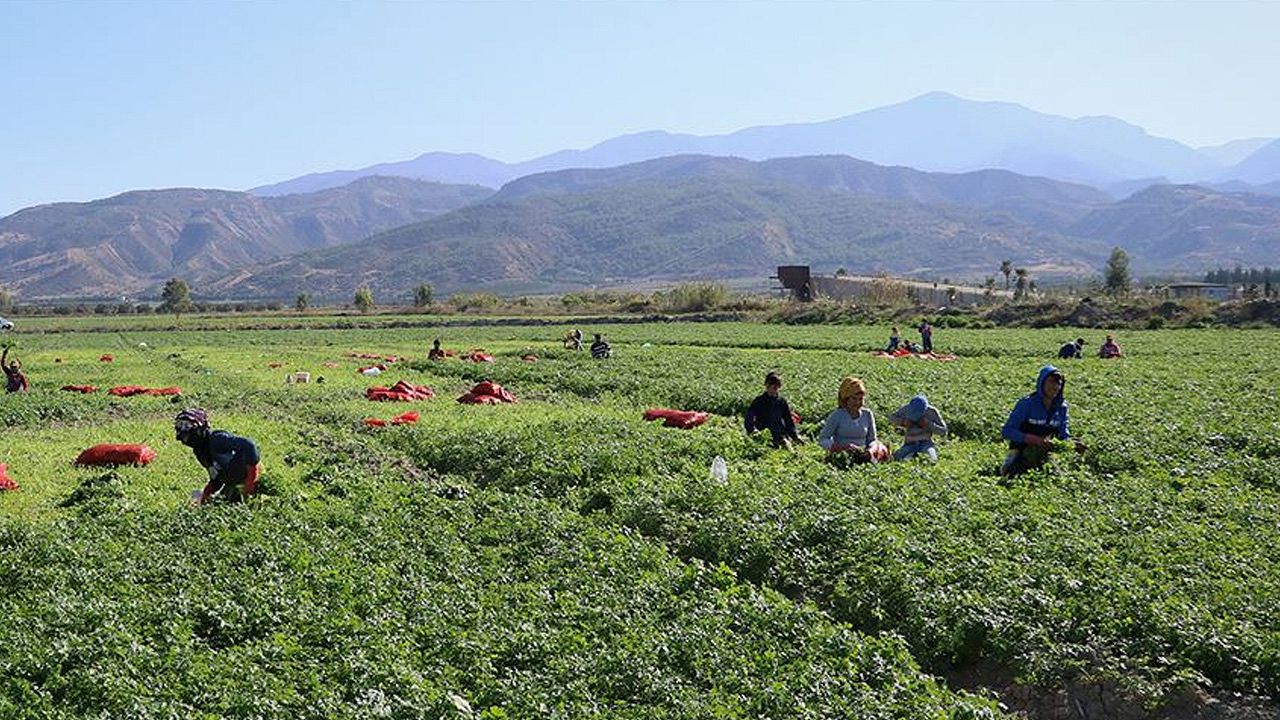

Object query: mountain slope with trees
[0,177,491,298]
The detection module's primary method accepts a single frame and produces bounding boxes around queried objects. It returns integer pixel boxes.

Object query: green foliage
[1105,246,1132,296]
[448,292,500,312]
[158,278,192,319]
[294,292,309,313]
[353,285,374,314]
[413,283,434,308]
[658,282,730,313]
[3,317,1280,716]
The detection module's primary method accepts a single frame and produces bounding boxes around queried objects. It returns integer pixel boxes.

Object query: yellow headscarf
[838,376,866,406]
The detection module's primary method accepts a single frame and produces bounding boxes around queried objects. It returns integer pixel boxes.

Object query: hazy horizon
[3,0,1279,216]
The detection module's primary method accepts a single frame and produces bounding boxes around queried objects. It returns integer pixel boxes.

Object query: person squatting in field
[744,371,803,450]
[1000,365,1086,477]
[2,345,28,393]
[1058,337,1086,359]
[819,376,891,463]
[1098,333,1123,359]
[889,394,947,462]
[428,338,447,361]
[175,408,262,503]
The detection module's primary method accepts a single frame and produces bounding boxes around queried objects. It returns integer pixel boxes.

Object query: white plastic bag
[710,455,728,484]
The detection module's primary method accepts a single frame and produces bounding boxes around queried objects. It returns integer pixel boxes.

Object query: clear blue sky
[2,0,1278,216]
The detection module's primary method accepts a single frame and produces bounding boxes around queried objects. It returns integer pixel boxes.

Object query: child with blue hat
[889,394,947,462]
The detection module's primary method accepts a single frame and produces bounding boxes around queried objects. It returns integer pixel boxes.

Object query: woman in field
[2,345,28,393]
[1000,365,1086,476]
[819,376,890,463]
[175,408,262,503]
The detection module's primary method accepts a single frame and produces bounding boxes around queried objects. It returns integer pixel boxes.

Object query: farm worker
[590,333,612,359]
[999,365,1086,477]
[889,394,947,462]
[918,320,933,353]
[744,371,802,449]
[1098,334,1123,359]
[1057,337,1086,359]
[570,328,583,351]
[2,345,28,393]
[819,376,890,463]
[885,326,901,352]
[428,338,447,361]
[175,408,262,504]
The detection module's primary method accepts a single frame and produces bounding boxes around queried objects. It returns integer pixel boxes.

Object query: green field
[1,318,1277,719]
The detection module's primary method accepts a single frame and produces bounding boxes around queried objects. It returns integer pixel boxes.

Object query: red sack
[469,381,517,403]
[521,354,538,363]
[99,354,114,362]
[791,410,802,425]
[108,385,147,397]
[363,417,387,427]
[267,362,283,368]
[74,443,158,467]
[466,352,495,363]
[366,381,434,402]
[144,387,182,396]
[643,408,709,429]
[391,410,420,425]
[0,464,17,492]
[61,385,99,393]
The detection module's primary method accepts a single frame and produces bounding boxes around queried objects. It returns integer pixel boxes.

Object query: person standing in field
[2,345,28,393]
[918,320,933,354]
[889,394,947,462]
[744,371,802,449]
[999,365,1086,477]
[819,376,890,463]
[175,408,262,504]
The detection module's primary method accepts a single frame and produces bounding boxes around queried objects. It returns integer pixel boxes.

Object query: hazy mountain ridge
[250,92,1263,198]
[0,177,492,298]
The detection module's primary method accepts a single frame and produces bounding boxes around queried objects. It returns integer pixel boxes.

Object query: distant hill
[1218,139,1280,185]
[0,177,491,299]
[1069,184,1280,270]
[250,92,1226,195]
[208,156,1113,300]
[1198,137,1275,167]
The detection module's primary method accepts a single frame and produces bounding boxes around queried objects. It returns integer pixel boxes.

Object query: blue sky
[2,0,1278,216]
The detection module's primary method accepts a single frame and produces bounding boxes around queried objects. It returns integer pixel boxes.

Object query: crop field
[1,317,1278,719]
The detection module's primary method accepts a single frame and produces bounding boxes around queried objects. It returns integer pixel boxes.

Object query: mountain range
[207,155,1280,301]
[0,177,489,299]
[5,92,1280,302]
[250,92,1280,197]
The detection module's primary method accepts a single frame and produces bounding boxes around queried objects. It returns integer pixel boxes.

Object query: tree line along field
[1,318,1278,719]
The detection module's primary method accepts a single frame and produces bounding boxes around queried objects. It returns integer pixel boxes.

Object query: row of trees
[994,247,1132,299]
[161,279,438,318]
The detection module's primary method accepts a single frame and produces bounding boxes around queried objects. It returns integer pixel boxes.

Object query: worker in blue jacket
[1000,365,1086,476]
[175,408,262,503]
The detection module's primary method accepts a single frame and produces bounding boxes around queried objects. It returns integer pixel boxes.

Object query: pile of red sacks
[457,380,518,405]
[74,444,158,467]
[61,385,99,393]
[870,350,958,362]
[366,380,435,402]
[464,349,495,363]
[108,386,182,397]
[99,354,114,362]
[0,464,17,492]
[349,352,399,362]
[643,408,709,429]
[364,410,420,427]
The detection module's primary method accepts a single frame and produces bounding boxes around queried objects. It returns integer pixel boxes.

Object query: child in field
[175,408,262,503]
[999,365,1086,477]
[889,394,947,462]
[819,377,890,463]
[744,371,803,449]
[2,345,28,393]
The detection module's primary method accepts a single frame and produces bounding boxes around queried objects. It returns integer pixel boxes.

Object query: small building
[1163,282,1233,301]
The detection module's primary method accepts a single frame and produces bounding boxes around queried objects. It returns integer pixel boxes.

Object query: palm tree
[1000,260,1013,290]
